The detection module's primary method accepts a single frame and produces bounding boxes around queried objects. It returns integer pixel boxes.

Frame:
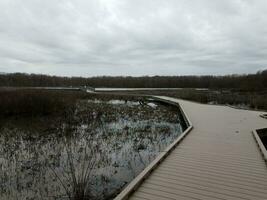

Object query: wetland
[0,90,187,200]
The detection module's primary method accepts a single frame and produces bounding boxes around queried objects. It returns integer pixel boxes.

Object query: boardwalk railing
[114,96,193,200]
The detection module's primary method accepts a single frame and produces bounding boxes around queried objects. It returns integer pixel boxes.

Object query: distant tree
[0,70,266,91]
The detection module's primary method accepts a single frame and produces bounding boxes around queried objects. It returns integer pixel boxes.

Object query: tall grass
[0,89,147,118]
[0,90,87,118]
[47,106,108,200]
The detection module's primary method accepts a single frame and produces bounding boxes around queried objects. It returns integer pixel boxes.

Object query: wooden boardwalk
[116,96,267,200]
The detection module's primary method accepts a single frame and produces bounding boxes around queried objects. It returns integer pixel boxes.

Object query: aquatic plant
[0,98,183,200]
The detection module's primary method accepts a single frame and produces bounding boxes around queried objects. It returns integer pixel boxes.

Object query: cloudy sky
[0,0,267,76]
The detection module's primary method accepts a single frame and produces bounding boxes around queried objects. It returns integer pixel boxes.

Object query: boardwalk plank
[115,97,267,200]
[150,175,267,199]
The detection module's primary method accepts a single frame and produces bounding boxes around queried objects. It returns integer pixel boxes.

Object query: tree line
[0,70,266,91]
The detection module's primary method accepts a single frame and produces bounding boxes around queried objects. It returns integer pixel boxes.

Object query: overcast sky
[0,0,267,77]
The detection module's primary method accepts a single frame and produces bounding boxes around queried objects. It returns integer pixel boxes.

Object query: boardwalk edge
[114,96,193,200]
[252,128,267,163]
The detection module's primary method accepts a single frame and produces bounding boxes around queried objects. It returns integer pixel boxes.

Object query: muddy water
[0,100,186,200]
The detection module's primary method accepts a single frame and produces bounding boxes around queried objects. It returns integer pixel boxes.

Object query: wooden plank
[154,171,267,196]
[141,181,248,200]
[167,153,266,168]
[113,97,193,200]
[114,97,267,200]
[155,168,267,193]
[156,166,267,187]
[150,174,267,199]
[163,155,267,176]
[172,147,264,161]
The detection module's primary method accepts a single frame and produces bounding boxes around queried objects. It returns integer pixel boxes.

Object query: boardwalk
[116,96,267,200]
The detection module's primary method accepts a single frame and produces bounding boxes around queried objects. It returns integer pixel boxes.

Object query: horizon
[0,68,266,78]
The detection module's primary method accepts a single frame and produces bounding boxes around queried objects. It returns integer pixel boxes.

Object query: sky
[0,0,267,77]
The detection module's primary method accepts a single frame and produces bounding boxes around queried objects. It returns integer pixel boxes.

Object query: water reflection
[0,100,185,200]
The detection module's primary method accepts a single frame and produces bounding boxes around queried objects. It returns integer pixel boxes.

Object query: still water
[0,100,186,200]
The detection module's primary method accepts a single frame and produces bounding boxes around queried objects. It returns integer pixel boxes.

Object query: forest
[1,70,267,111]
[0,70,267,91]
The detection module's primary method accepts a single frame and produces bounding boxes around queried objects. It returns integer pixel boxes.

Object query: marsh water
[0,99,186,200]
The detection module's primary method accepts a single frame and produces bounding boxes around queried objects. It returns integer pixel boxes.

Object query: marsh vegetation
[0,90,186,200]
[1,70,267,111]
[122,88,267,111]
[257,129,267,149]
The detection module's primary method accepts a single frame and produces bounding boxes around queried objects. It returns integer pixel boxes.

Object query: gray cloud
[0,0,267,76]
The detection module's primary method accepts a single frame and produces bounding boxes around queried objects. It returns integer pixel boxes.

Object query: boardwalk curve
[115,96,267,200]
